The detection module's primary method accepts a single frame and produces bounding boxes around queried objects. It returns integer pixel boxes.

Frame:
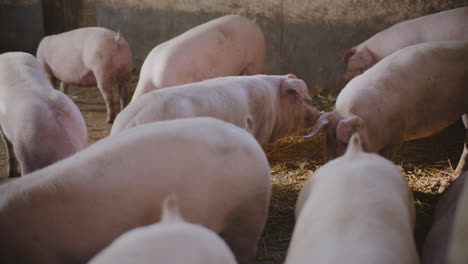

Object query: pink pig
[0,52,87,176]
[339,7,468,86]
[306,41,468,170]
[36,27,132,123]
[131,14,266,101]
[112,74,319,146]
[423,172,467,264]
[0,117,270,264]
[89,196,237,264]
[287,134,418,264]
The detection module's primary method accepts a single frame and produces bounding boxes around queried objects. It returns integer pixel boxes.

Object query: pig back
[358,7,468,60]
[287,150,417,264]
[114,75,280,145]
[146,15,264,89]
[37,27,124,83]
[0,52,52,96]
[89,221,238,264]
[338,41,468,141]
[0,117,270,264]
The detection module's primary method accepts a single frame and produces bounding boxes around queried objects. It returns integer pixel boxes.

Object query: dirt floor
[0,77,465,263]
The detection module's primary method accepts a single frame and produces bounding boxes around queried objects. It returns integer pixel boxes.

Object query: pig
[423,172,467,264]
[339,7,468,86]
[131,14,266,101]
[306,41,468,166]
[36,27,132,123]
[0,52,87,177]
[88,195,237,264]
[286,133,418,264]
[112,74,320,146]
[0,117,271,264]
[446,171,468,264]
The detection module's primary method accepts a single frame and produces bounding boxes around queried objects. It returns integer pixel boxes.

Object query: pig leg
[117,75,130,111]
[221,205,266,264]
[0,128,19,177]
[380,143,399,159]
[94,71,115,124]
[59,81,68,94]
[455,114,468,175]
[379,135,404,160]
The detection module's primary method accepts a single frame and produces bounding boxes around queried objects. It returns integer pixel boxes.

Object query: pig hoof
[106,116,114,124]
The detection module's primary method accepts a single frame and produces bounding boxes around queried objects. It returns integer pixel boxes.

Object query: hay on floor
[257,90,465,263]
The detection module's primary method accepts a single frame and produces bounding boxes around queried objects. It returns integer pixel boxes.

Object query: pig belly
[50,51,96,85]
[404,113,462,141]
[58,70,96,86]
[76,71,97,86]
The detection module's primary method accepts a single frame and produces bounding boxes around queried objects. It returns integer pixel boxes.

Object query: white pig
[0,52,87,177]
[112,74,319,146]
[88,195,237,264]
[131,14,266,101]
[0,117,270,264]
[36,27,132,123]
[423,172,467,264]
[287,133,419,264]
[446,171,468,264]
[306,41,468,167]
[339,7,468,86]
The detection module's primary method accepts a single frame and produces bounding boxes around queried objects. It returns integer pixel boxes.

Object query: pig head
[338,47,377,87]
[271,74,321,143]
[304,111,364,162]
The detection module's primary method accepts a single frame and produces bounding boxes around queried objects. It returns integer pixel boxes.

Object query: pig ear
[303,112,331,138]
[336,116,363,143]
[348,47,375,71]
[340,48,356,64]
[161,194,183,224]
[286,73,298,79]
[280,78,311,101]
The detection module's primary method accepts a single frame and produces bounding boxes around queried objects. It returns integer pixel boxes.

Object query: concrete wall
[0,0,95,54]
[96,0,467,93]
[0,0,45,54]
[1,1,466,92]
[77,0,96,28]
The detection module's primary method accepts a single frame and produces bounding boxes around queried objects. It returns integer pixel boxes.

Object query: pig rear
[0,52,87,176]
[89,196,238,264]
[286,134,418,264]
[36,27,132,123]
